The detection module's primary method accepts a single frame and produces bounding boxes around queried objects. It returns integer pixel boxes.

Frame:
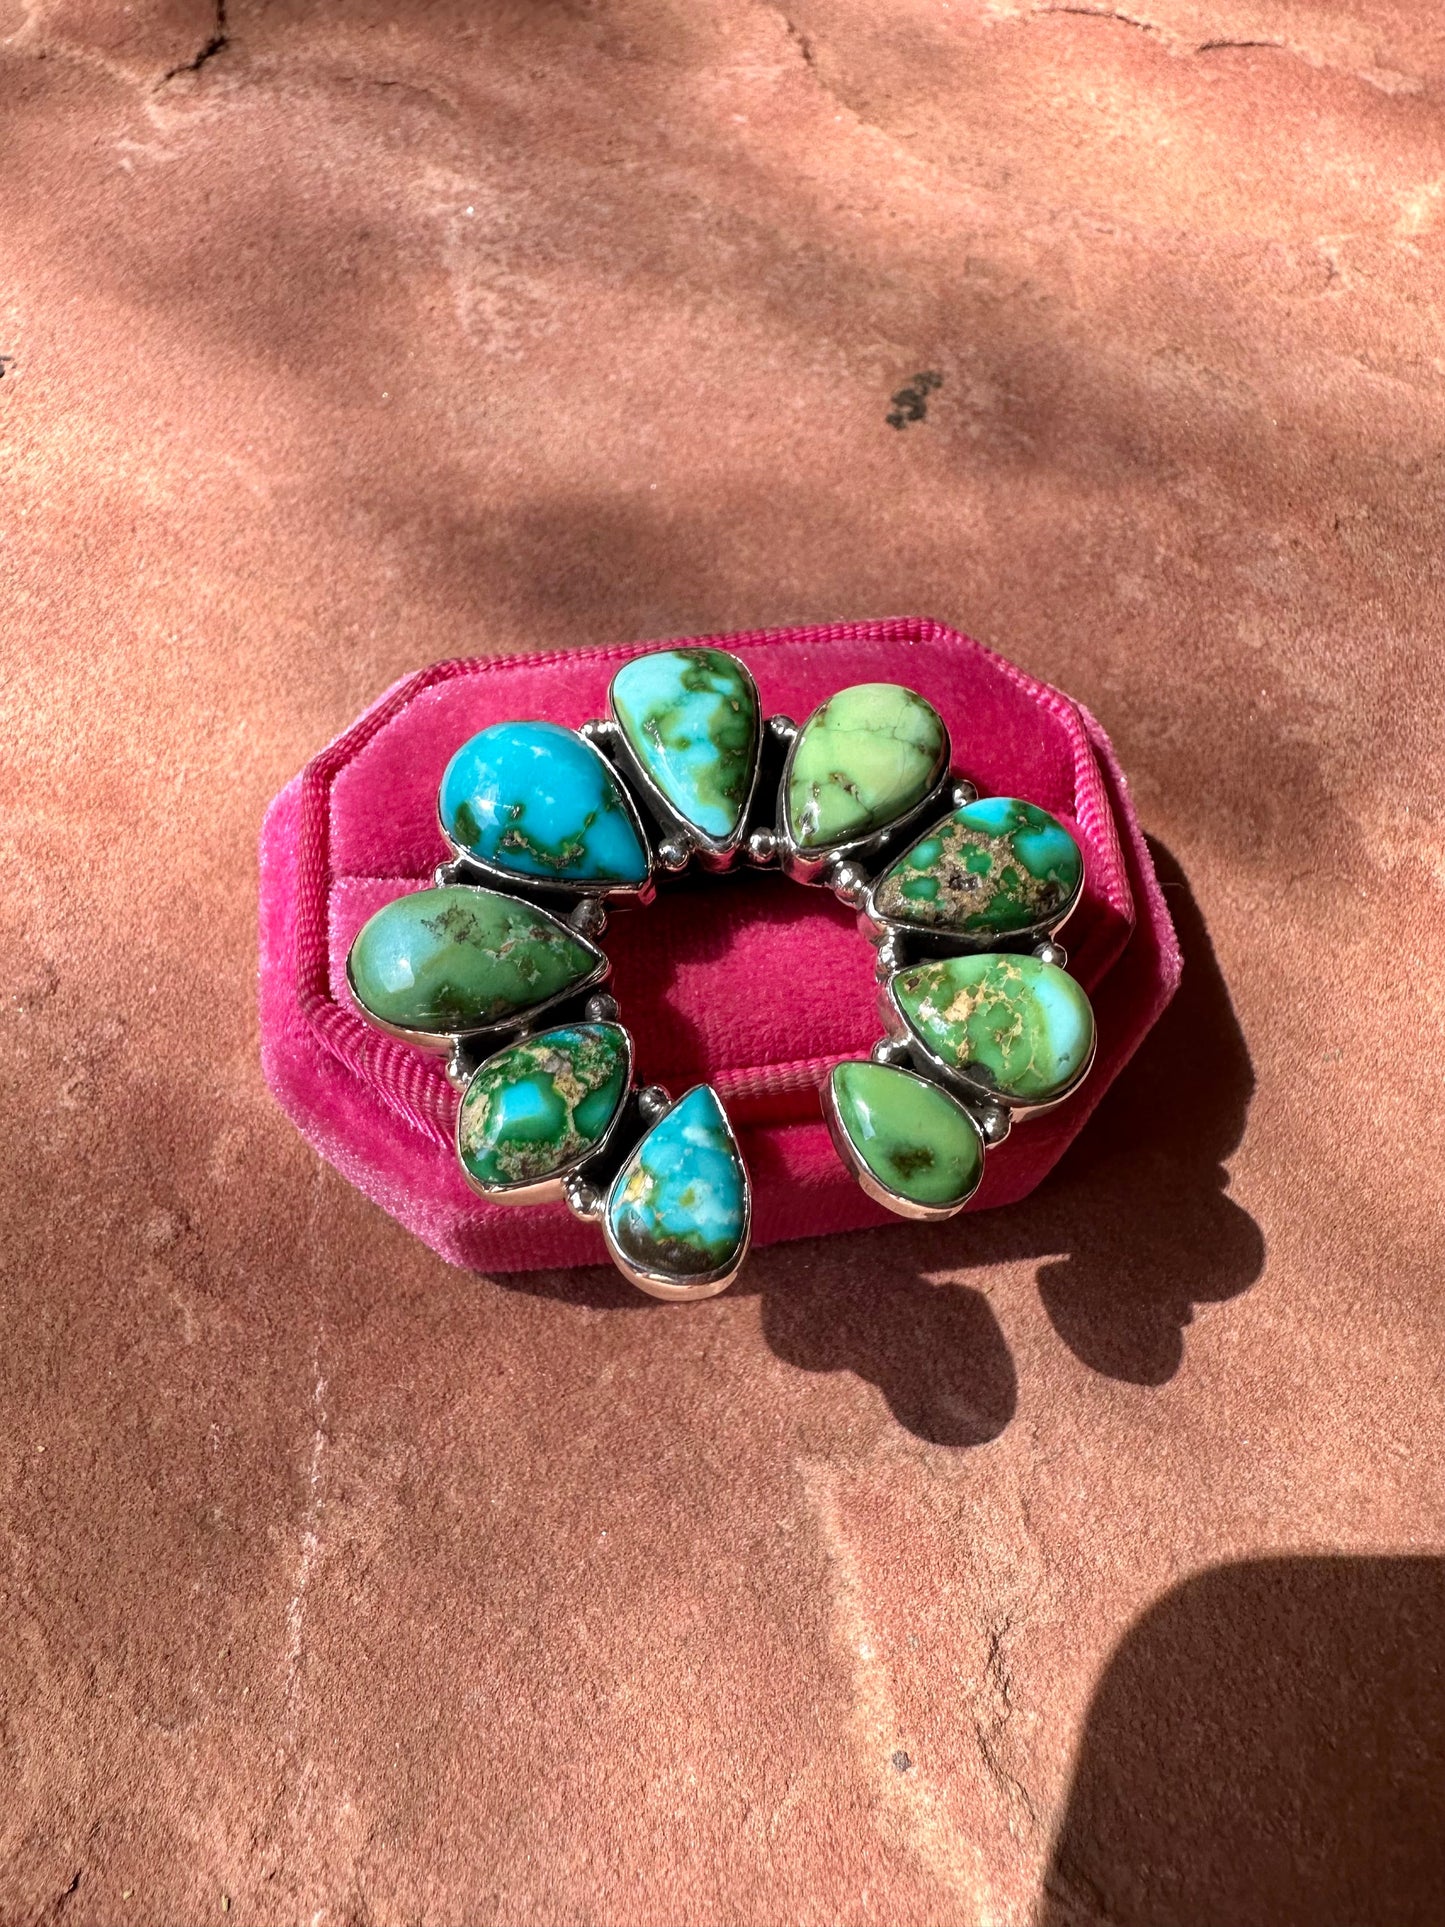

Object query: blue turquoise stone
[607,1086,746,1279]
[609,648,759,844]
[439,721,649,885]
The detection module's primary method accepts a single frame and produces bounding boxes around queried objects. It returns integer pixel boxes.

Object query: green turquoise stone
[610,647,759,845]
[829,1061,984,1208]
[346,886,599,1037]
[785,683,947,851]
[458,1024,629,1191]
[607,1086,746,1279]
[872,796,1083,939]
[892,953,1095,1104]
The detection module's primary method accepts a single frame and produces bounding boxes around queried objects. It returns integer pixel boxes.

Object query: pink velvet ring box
[259,618,1181,1271]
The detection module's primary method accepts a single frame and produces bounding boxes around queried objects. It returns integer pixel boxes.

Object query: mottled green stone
[829,1061,984,1208]
[610,647,759,843]
[785,683,947,851]
[347,886,598,1037]
[458,1023,629,1191]
[893,953,1095,1104]
[872,796,1083,938]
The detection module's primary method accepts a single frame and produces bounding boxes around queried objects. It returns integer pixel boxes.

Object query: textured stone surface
[457,1024,630,1194]
[872,796,1083,939]
[894,952,1097,1104]
[347,885,600,1037]
[828,1060,985,1209]
[440,722,649,884]
[785,682,947,850]
[606,1085,747,1280]
[610,646,759,845]
[4,1,1445,1922]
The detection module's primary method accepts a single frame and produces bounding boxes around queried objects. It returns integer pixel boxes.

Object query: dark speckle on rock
[886,371,942,430]
[892,1749,914,1772]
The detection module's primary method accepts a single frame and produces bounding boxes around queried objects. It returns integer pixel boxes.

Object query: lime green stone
[892,952,1095,1104]
[829,1061,983,1208]
[458,1024,629,1191]
[785,683,947,851]
[872,796,1083,939]
[347,886,599,1037]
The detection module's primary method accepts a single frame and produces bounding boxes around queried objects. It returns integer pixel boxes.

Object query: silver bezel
[601,1083,752,1300]
[455,1020,636,1208]
[344,885,612,1055]
[436,724,656,902]
[860,812,1086,952]
[605,650,763,873]
[820,1060,985,1222]
[878,970,1098,1116]
[774,693,954,886]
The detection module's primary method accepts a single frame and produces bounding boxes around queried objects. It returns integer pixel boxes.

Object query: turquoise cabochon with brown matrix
[346,885,602,1037]
[784,683,947,851]
[892,952,1095,1105]
[458,1023,630,1192]
[610,647,759,845]
[872,796,1083,939]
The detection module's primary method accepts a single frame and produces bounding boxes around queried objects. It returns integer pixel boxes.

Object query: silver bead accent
[433,859,466,887]
[747,828,778,867]
[870,1038,912,1067]
[974,1103,1011,1147]
[563,1175,605,1222]
[445,1043,475,1092]
[825,859,870,907]
[1033,940,1068,968]
[767,714,798,742]
[579,718,617,748]
[874,933,905,981]
[568,898,609,939]
[585,992,620,1022]
[657,835,692,873]
[636,1084,672,1123]
[951,778,979,809]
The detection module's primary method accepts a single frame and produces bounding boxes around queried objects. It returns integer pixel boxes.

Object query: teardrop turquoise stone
[892,953,1094,1104]
[458,1024,630,1192]
[439,721,649,884]
[610,647,759,844]
[346,886,600,1037]
[829,1060,984,1209]
[607,1086,746,1279]
[785,683,946,851]
[872,797,1083,938]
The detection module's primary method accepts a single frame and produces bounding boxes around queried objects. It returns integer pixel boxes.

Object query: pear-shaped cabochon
[605,1085,747,1283]
[457,1023,630,1195]
[892,952,1095,1106]
[347,886,603,1039]
[784,683,947,852]
[872,797,1083,940]
[439,721,649,885]
[609,647,760,847]
[828,1060,984,1211]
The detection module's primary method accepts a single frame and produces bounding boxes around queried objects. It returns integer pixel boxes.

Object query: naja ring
[346,646,1093,1299]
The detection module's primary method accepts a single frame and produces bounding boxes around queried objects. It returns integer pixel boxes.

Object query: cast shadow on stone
[952,837,1263,1384]
[1035,1556,1445,1927]
[502,840,1259,1447]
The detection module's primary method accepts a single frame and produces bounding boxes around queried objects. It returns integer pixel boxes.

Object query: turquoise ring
[346,645,1094,1298]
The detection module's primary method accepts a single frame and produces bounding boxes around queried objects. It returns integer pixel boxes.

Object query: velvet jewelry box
[259,619,1180,1272]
